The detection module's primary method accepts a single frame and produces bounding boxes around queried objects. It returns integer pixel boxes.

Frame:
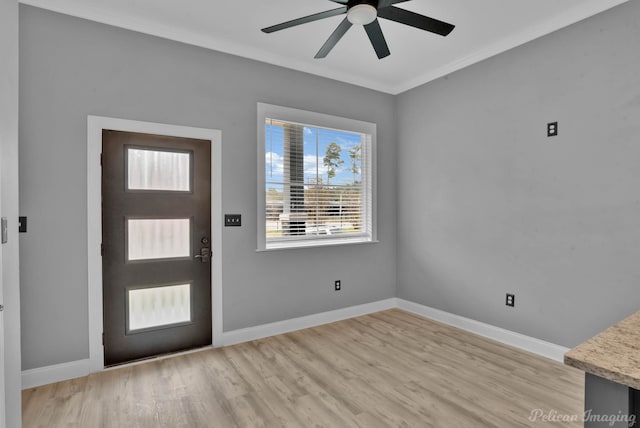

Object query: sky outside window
[265,122,363,191]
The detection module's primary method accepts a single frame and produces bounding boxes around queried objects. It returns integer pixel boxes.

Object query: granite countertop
[565,310,640,390]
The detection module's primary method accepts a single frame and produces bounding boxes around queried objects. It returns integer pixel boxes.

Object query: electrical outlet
[547,122,558,137]
[335,280,341,291]
[506,293,515,307]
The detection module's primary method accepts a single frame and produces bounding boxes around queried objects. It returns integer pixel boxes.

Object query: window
[126,147,192,192]
[258,103,376,250]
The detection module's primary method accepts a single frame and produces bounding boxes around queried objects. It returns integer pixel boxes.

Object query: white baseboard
[22,297,569,389]
[21,299,397,389]
[221,298,398,346]
[396,299,569,362]
[22,359,91,390]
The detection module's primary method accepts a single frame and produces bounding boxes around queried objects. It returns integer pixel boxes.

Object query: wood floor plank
[22,309,584,427]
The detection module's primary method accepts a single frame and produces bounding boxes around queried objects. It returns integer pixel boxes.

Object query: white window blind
[258,104,376,250]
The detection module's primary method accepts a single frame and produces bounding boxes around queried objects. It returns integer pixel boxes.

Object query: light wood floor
[22,309,584,427]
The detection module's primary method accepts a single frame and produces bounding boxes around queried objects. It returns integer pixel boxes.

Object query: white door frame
[0,292,5,428]
[87,115,223,372]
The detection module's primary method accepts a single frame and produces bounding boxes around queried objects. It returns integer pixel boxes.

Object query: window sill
[257,238,379,252]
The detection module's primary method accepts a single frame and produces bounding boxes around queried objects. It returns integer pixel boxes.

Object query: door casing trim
[87,115,223,373]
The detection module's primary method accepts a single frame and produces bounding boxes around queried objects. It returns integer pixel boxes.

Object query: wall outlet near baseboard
[335,280,341,291]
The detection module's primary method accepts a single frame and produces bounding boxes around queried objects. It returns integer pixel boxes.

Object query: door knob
[195,247,211,263]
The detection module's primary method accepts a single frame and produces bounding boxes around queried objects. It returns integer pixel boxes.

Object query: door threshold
[103,345,214,372]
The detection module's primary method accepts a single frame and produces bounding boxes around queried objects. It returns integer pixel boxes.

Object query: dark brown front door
[102,130,212,366]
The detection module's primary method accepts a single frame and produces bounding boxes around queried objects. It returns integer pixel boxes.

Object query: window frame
[257,103,377,251]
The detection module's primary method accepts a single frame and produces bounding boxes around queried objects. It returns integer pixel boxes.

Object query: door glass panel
[127,148,191,191]
[128,283,191,332]
[127,218,190,261]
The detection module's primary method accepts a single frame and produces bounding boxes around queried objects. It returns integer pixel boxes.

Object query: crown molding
[392,0,630,94]
[20,0,630,95]
[18,0,395,93]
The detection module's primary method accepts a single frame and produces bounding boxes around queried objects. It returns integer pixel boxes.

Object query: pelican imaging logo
[528,409,636,426]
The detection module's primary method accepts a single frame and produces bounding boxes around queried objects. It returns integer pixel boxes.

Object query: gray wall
[19,5,397,370]
[20,0,640,374]
[397,0,640,348]
[1,0,22,425]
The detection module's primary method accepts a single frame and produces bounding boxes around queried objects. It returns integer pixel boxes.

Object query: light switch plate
[18,216,27,233]
[225,214,241,227]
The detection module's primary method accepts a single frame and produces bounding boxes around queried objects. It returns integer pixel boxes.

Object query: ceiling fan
[261,0,455,59]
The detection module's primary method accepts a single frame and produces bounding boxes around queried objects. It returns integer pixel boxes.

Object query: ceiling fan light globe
[347,4,377,25]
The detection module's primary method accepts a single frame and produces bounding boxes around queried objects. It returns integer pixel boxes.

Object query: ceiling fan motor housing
[347,2,378,25]
[347,0,379,7]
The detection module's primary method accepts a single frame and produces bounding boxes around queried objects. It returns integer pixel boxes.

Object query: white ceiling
[20,0,628,94]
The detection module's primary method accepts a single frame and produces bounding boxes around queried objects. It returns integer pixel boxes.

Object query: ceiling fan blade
[315,18,352,59]
[364,19,390,59]
[328,0,348,3]
[377,6,455,36]
[262,7,347,33]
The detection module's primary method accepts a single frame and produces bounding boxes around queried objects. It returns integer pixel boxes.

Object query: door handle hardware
[195,247,211,263]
